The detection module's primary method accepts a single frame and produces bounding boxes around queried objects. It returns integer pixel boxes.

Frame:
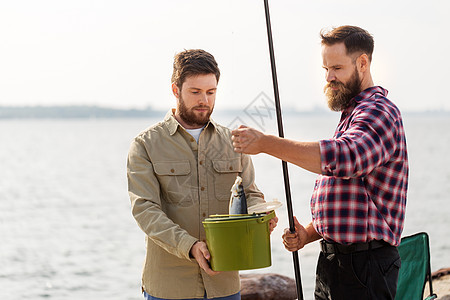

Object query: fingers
[231,128,246,153]
[282,217,303,252]
[231,132,241,152]
[269,216,278,234]
[282,229,300,252]
[293,216,301,232]
[282,229,298,241]
[283,239,301,252]
[232,136,244,153]
[193,242,220,276]
[199,242,211,261]
[231,126,262,154]
[231,125,247,136]
[200,257,220,276]
[231,128,241,139]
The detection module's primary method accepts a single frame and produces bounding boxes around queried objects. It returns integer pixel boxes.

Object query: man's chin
[181,113,211,127]
[195,112,211,122]
[326,96,345,112]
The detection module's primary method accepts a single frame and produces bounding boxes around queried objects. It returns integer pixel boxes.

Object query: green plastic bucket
[202,211,275,271]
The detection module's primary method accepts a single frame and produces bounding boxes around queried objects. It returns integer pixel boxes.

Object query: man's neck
[360,74,374,91]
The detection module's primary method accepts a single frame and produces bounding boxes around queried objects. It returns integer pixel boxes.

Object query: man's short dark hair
[171,49,220,88]
[320,25,374,62]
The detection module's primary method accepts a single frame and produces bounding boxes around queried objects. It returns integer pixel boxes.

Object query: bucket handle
[257,210,276,224]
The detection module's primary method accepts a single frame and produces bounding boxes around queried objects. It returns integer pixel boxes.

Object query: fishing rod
[262,0,304,299]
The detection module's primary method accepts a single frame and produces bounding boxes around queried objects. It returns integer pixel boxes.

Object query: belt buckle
[321,240,337,254]
[321,240,336,260]
[320,240,326,252]
[320,240,329,253]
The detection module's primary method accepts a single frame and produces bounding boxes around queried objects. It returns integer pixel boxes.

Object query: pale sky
[1,0,449,112]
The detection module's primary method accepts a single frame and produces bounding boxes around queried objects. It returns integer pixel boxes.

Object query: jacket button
[203,213,206,217]
[229,166,233,170]
[201,187,205,191]
[170,169,174,173]
[199,161,203,165]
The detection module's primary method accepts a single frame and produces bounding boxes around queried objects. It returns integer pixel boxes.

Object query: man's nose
[198,93,208,104]
[326,70,335,82]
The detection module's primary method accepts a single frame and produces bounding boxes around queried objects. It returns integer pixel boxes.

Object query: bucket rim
[203,211,275,223]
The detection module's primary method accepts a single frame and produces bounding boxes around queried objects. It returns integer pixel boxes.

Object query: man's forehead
[182,74,217,89]
[322,43,347,57]
[321,43,356,65]
[322,43,362,62]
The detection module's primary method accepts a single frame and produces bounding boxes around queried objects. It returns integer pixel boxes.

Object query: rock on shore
[240,273,297,300]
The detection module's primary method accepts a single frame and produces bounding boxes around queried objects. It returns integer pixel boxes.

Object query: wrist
[189,240,199,258]
[260,134,278,155]
[305,222,321,244]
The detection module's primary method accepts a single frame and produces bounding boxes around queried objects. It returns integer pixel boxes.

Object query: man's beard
[178,96,213,128]
[324,68,362,112]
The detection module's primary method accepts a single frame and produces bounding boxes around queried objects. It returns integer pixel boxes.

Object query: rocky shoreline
[241,268,450,300]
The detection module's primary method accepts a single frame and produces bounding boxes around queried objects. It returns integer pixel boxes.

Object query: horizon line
[1,104,448,114]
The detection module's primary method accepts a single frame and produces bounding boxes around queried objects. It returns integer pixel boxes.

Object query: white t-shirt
[185,126,205,143]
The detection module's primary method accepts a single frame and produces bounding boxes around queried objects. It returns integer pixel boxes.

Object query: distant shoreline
[0,105,448,119]
[0,105,160,119]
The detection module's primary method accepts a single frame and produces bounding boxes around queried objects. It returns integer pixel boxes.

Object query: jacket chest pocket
[212,158,242,201]
[153,160,193,206]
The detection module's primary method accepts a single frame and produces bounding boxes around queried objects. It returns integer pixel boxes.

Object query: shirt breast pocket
[212,158,242,201]
[153,160,193,206]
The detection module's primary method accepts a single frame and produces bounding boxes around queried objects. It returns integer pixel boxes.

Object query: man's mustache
[325,81,344,90]
[192,105,211,110]
[331,80,343,87]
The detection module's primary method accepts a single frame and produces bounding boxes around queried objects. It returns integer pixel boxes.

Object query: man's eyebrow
[323,64,343,69]
[187,87,217,91]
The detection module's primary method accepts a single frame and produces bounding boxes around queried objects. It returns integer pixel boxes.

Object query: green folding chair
[395,232,437,300]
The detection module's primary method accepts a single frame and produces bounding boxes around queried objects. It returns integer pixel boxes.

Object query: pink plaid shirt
[312,86,408,246]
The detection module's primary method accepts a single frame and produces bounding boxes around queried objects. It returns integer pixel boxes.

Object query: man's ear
[172,82,180,98]
[358,54,370,73]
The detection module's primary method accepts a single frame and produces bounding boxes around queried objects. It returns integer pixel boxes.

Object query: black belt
[320,239,389,255]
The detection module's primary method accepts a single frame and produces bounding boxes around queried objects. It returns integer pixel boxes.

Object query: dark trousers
[315,243,401,300]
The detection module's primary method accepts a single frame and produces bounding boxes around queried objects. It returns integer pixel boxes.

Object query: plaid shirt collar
[342,86,388,117]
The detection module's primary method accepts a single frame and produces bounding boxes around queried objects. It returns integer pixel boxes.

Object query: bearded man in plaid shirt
[231,25,408,299]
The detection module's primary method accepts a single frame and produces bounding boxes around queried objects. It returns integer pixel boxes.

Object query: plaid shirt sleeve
[320,104,400,179]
